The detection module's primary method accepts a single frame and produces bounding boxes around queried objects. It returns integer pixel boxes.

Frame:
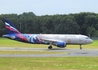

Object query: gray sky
[0,0,98,15]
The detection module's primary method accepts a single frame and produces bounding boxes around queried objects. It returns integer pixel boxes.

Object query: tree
[0,12,98,37]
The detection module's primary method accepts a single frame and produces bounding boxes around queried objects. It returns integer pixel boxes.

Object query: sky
[0,0,98,16]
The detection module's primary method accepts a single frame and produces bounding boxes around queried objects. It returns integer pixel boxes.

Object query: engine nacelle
[56,42,66,48]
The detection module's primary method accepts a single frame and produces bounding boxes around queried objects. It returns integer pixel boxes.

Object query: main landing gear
[48,45,52,49]
[80,44,82,50]
[48,43,52,49]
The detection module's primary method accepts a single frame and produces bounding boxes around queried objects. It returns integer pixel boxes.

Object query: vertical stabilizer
[5,20,21,34]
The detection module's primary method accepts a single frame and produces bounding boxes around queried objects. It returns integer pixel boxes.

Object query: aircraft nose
[90,39,93,43]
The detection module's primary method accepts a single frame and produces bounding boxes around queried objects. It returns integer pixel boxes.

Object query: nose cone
[89,39,93,44]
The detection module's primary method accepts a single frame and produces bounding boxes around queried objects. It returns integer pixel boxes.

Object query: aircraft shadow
[47,48,69,50]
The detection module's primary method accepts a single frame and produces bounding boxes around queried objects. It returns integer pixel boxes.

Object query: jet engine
[56,42,66,48]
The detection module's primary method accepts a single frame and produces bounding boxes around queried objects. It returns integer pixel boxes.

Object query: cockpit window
[85,37,89,39]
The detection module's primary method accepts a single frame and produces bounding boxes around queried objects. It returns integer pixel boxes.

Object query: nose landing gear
[80,44,82,50]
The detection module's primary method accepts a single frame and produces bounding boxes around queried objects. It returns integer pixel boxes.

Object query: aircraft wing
[40,38,63,43]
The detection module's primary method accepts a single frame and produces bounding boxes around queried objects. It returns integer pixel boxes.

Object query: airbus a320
[3,20,93,49]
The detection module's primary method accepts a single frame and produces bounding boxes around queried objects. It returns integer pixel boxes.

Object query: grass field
[0,57,98,70]
[0,38,98,70]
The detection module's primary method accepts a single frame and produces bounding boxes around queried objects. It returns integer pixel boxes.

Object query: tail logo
[5,21,20,34]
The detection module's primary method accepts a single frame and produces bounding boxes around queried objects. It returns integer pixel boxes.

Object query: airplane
[2,19,93,49]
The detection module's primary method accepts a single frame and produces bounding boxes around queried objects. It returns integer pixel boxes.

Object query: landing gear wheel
[80,45,82,50]
[48,46,52,49]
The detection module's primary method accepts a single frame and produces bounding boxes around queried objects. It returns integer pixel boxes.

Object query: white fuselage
[39,34,93,45]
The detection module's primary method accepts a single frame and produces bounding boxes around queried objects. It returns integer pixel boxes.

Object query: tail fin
[5,20,21,34]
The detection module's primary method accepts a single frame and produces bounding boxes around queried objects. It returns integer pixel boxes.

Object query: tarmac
[0,47,98,57]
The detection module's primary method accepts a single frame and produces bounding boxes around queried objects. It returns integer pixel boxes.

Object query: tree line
[0,12,98,37]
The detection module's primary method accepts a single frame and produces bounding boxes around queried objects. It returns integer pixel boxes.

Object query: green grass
[0,51,70,54]
[0,57,98,70]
